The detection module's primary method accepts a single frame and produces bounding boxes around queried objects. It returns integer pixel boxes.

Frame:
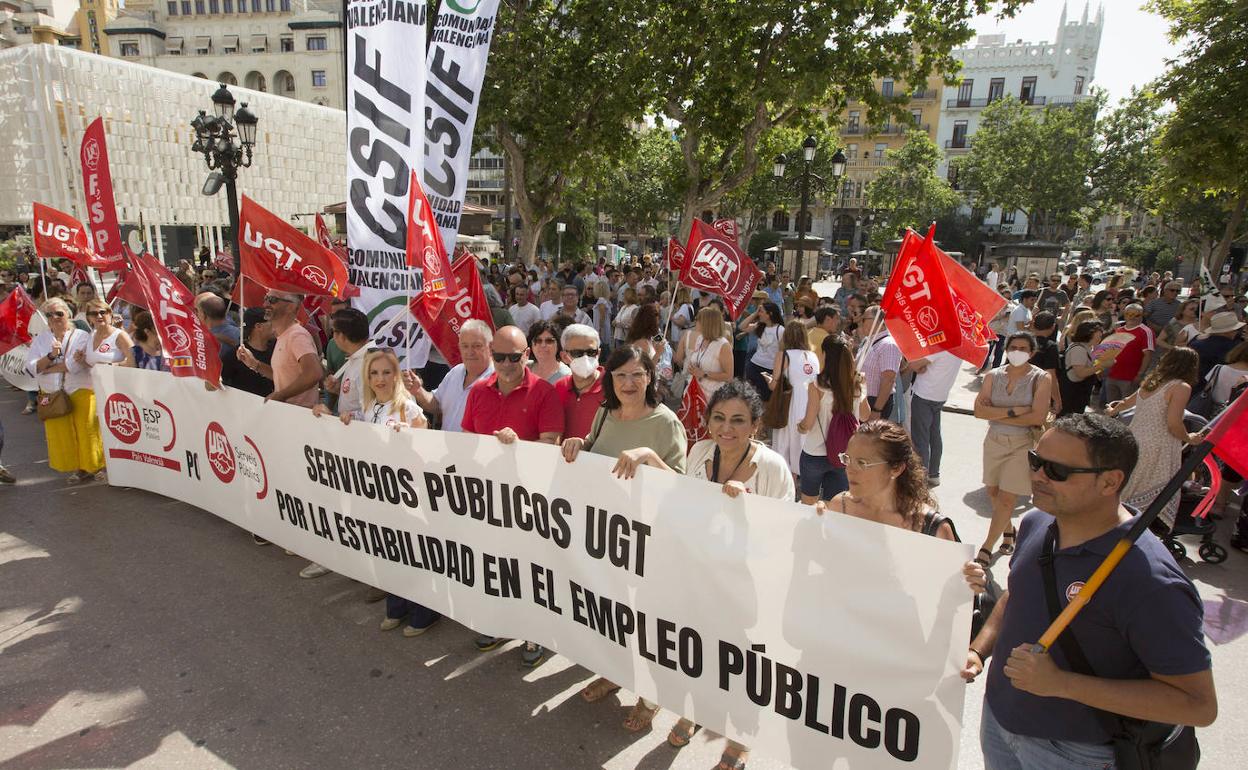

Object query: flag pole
[661,279,682,343]
[37,256,48,300]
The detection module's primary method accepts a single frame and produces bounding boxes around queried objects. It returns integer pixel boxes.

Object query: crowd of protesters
[1,247,1241,769]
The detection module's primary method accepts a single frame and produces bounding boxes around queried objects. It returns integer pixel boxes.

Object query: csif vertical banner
[79,117,126,271]
[345,0,430,368]
[422,0,500,252]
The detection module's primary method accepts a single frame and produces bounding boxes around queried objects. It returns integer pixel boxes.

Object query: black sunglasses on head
[492,352,524,363]
[1027,450,1113,482]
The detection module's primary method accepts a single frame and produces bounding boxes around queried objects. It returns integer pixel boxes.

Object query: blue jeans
[798,451,848,501]
[909,394,944,477]
[385,595,441,629]
[981,699,1115,769]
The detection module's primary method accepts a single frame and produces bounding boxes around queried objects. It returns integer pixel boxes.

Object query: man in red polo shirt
[460,325,563,665]
[553,323,605,439]
[1104,303,1155,403]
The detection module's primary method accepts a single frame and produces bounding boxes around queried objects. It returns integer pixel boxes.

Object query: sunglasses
[87,309,110,317]
[566,348,598,358]
[1027,450,1113,482]
[46,311,66,318]
[263,295,294,305]
[532,337,558,345]
[492,352,524,363]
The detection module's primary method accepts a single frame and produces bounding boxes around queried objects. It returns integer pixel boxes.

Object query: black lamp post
[191,82,258,274]
[774,137,847,279]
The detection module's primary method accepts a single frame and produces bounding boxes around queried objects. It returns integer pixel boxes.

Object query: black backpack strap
[1040,525,1097,676]
[920,510,961,542]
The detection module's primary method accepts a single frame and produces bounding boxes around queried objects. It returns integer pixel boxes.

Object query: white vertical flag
[345,0,431,368]
[422,0,501,252]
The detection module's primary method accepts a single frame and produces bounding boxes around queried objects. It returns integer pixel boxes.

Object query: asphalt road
[3,339,1247,768]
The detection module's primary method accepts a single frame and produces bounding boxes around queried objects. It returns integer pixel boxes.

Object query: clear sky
[970,0,1179,105]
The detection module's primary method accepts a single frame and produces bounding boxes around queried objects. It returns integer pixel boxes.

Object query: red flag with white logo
[678,219,762,319]
[408,253,494,367]
[677,375,708,449]
[315,213,350,264]
[240,195,349,298]
[879,228,965,361]
[712,218,740,242]
[927,228,1005,367]
[213,250,236,274]
[106,263,149,309]
[68,263,91,291]
[127,247,221,386]
[0,285,36,356]
[80,117,125,268]
[666,237,687,273]
[32,202,124,271]
[405,169,459,302]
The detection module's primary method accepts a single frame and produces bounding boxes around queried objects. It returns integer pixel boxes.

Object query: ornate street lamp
[774,137,847,278]
[191,82,258,273]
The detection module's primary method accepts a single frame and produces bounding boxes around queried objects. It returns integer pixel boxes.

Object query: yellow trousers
[43,388,104,474]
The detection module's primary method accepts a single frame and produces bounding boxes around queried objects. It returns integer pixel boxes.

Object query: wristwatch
[1007,407,1017,418]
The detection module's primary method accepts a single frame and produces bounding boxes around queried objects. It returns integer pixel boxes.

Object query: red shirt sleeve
[535,381,565,438]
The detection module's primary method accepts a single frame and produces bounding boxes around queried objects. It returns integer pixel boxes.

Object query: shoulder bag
[1186,365,1223,419]
[1040,526,1199,770]
[37,330,75,422]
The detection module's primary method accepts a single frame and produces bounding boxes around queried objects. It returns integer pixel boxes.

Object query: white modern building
[0,43,346,262]
[937,2,1103,236]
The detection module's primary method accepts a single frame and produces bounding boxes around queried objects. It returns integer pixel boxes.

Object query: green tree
[599,128,683,242]
[479,1,655,265]
[865,130,960,248]
[1149,0,1248,275]
[647,0,1028,237]
[1093,89,1163,214]
[747,230,782,261]
[958,95,1103,241]
[1119,235,1174,272]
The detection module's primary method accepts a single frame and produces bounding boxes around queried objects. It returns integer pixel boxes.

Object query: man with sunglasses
[460,325,563,666]
[239,291,323,409]
[964,414,1216,769]
[1144,281,1184,337]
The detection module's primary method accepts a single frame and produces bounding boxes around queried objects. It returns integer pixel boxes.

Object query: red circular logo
[205,421,236,483]
[803,363,814,376]
[1065,581,1085,603]
[104,393,141,444]
[98,342,111,354]
[166,325,191,354]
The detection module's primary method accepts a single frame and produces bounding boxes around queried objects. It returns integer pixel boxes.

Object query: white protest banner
[423,0,500,252]
[346,0,431,368]
[1,311,46,391]
[93,366,973,770]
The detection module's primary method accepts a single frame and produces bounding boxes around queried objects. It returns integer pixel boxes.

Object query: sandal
[999,530,1017,555]
[623,699,660,732]
[580,677,621,704]
[715,749,748,770]
[974,547,993,569]
[667,717,699,747]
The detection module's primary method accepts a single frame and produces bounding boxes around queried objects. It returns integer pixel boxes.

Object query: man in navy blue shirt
[962,414,1216,769]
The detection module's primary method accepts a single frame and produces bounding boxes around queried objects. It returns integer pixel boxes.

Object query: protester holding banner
[974,332,1053,568]
[26,298,102,482]
[76,299,135,373]
[406,320,494,433]
[965,414,1216,769]
[552,323,605,440]
[220,308,272,396]
[316,309,371,420]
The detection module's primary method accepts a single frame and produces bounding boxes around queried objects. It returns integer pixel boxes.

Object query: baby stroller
[1116,409,1228,563]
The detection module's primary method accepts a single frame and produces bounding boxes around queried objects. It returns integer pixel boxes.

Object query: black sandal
[974,547,993,569]
[999,530,1017,555]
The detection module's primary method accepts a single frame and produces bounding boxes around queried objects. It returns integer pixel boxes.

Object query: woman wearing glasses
[25,298,103,482]
[527,320,571,384]
[560,345,687,732]
[1106,347,1206,528]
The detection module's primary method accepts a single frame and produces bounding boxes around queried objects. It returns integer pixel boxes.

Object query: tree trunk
[1209,193,1248,278]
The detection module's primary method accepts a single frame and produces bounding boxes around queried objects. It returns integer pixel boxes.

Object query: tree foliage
[598,128,683,241]
[865,130,960,248]
[958,95,1103,241]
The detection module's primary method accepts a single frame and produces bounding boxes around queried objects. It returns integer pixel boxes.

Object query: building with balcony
[937,3,1103,235]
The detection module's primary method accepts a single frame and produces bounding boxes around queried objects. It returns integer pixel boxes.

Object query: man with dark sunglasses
[964,414,1216,769]
[460,325,563,666]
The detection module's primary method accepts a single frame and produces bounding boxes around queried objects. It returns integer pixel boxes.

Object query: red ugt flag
[666,237,687,273]
[240,195,349,298]
[408,253,494,367]
[0,285,36,356]
[1209,391,1248,477]
[405,169,459,302]
[129,249,221,386]
[32,203,122,271]
[879,228,964,361]
[678,219,762,319]
[928,229,1006,368]
[677,375,709,449]
[80,117,125,268]
[106,263,149,309]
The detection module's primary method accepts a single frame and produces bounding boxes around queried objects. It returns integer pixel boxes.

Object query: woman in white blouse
[674,306,734,400]
[25,297,103,482]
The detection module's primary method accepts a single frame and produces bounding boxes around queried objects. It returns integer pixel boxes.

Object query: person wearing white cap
[1191,310,1246,382]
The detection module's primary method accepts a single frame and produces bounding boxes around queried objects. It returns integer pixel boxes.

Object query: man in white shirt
[406,320,494,432]
[905,350,962,486]
[985,261,1000,290]
[508,285,542,335]
[1008,290,1038,335]
[542,284,592,325]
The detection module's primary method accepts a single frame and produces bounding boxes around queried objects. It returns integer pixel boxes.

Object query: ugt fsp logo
[688,239,739,294]
[205,421,236,483]
[105,393,141,444]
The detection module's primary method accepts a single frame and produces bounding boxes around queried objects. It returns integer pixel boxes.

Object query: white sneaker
[299,563,331,579]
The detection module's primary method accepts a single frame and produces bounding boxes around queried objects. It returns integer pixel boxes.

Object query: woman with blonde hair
[674,305,733,399]
[25,297,102,482]
[342,349,428,430]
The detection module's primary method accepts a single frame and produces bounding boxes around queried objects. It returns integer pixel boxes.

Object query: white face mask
[570,355,598,378]
[1006,350,1031,367]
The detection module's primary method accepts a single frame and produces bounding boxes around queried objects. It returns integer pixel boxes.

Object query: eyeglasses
[566,348,598,359]
[492,352,524,363]
[46,311,66,318]
[87,309,109,317]
[610,370,649,383]
[1027,450,1113,482]
[263,295,294,305]
[838,453,890,471]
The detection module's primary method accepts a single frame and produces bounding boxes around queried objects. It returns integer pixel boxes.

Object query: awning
[249,33,267,51]
[223,34,238,50]
[166,36,183,52]
[194,35,211,50]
